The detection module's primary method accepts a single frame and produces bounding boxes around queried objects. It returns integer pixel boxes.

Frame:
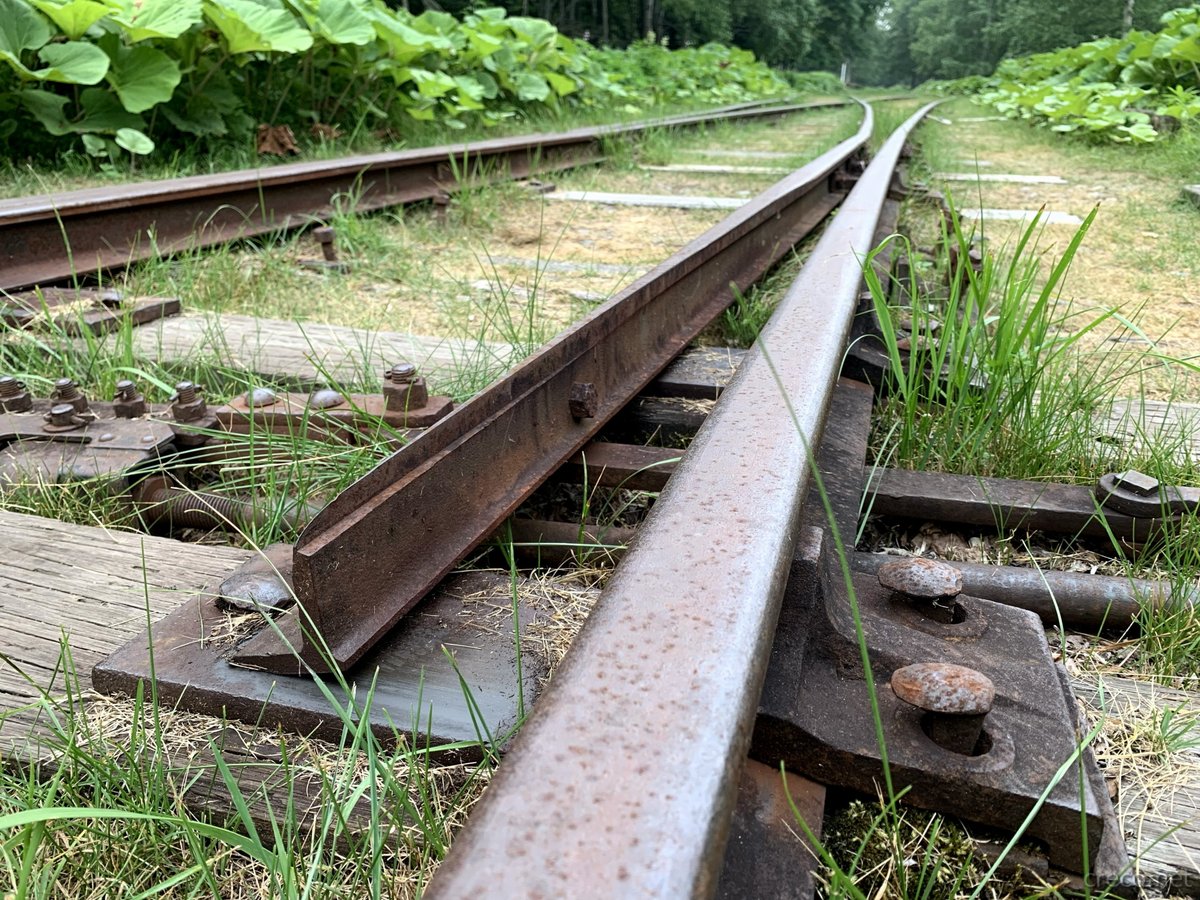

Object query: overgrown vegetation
[0,0,797,163]
[941,8,1200,143]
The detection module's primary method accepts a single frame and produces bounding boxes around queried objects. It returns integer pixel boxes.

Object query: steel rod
[850,552,1194,632]
[425,102,937,900]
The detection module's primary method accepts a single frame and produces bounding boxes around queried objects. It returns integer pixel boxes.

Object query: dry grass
[922,105,1200,401]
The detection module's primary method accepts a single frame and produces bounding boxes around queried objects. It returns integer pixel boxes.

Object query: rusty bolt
[388,362,418,384]
[112,379,147,419]
[43,402,83,430]
[569,382,599,419]
[313,226,338,262]
[0,375,32,413]
[383,363,428,412]
[878,557,963,623]
[878,557,962,599]
[171,381,207,423]
[891,662,994,755]
[51,377,88,413]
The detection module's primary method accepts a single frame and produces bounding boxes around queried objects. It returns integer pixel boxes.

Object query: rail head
[422,101,937,899]
[0,101,847,222]
[226,101,875,674]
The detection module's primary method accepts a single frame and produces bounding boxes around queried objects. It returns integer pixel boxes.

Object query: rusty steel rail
[424,103,936,899]
[0,100,849,291]
[229,102,874,674]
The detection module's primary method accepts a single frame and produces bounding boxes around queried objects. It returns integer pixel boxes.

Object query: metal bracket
[3,288,179,334]
[0,408,174,487]
[1097,469,1199,519]
[216,383,452,442]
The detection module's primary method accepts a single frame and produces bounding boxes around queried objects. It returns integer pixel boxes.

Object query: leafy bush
[0,1,790,161]
[585,39,790,109]
[943,6,1200,142]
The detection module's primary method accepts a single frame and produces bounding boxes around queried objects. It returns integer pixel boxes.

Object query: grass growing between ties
[0,523,584,896]
[864,201,1192,483]
[0,652,495,898]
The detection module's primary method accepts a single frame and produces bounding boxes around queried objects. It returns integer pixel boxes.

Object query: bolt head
[245,387,277,407]
[569,381,599,419]
[877,557,962,599]
[312,226,335,244]
[891,663,994,716]
[308,388,345,409]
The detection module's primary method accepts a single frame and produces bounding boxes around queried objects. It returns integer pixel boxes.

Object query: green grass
[864,204,1191,482]
[0,619,502,898]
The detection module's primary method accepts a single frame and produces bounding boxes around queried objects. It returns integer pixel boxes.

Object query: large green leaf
[1168,34,1200,64]
[203,0,312,54]
[105,43,179,112]
[290,0,372,46]
[409,67,456,98]
[76,85,143,129]
[20,87,71,133]
[35,40,108,83]
[29,0,110,40]
[506,16,556,46]
[161,65,246,136]
[0,0,51,56]
[114,125,153,153]
[513,71,549,101]
[544,70,577,96]
[369,7,450,64]
[105,0,202,41]
[18,82,142,136]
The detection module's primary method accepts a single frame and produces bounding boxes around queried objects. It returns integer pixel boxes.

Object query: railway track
[0,98,848,293]
[0,96,1193,895]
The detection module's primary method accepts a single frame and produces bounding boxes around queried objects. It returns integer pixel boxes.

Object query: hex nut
[112,379,147,419]
[890,662,994,716]
[0,376,32,413]
[569,381,599,419]
[171,381,208,422]
[877,557,962,600]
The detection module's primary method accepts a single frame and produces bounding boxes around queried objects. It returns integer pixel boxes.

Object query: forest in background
[428,0,1200,86]
[400,0,885,72]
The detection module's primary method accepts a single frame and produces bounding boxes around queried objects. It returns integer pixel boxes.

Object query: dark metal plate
[753,545,1118,877]
[716,759,825,900]
[94,570,547,747]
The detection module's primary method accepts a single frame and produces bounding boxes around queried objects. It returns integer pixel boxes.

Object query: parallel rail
[424,104,935,898]
[0,99,849,292]
[229,102,874,673]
